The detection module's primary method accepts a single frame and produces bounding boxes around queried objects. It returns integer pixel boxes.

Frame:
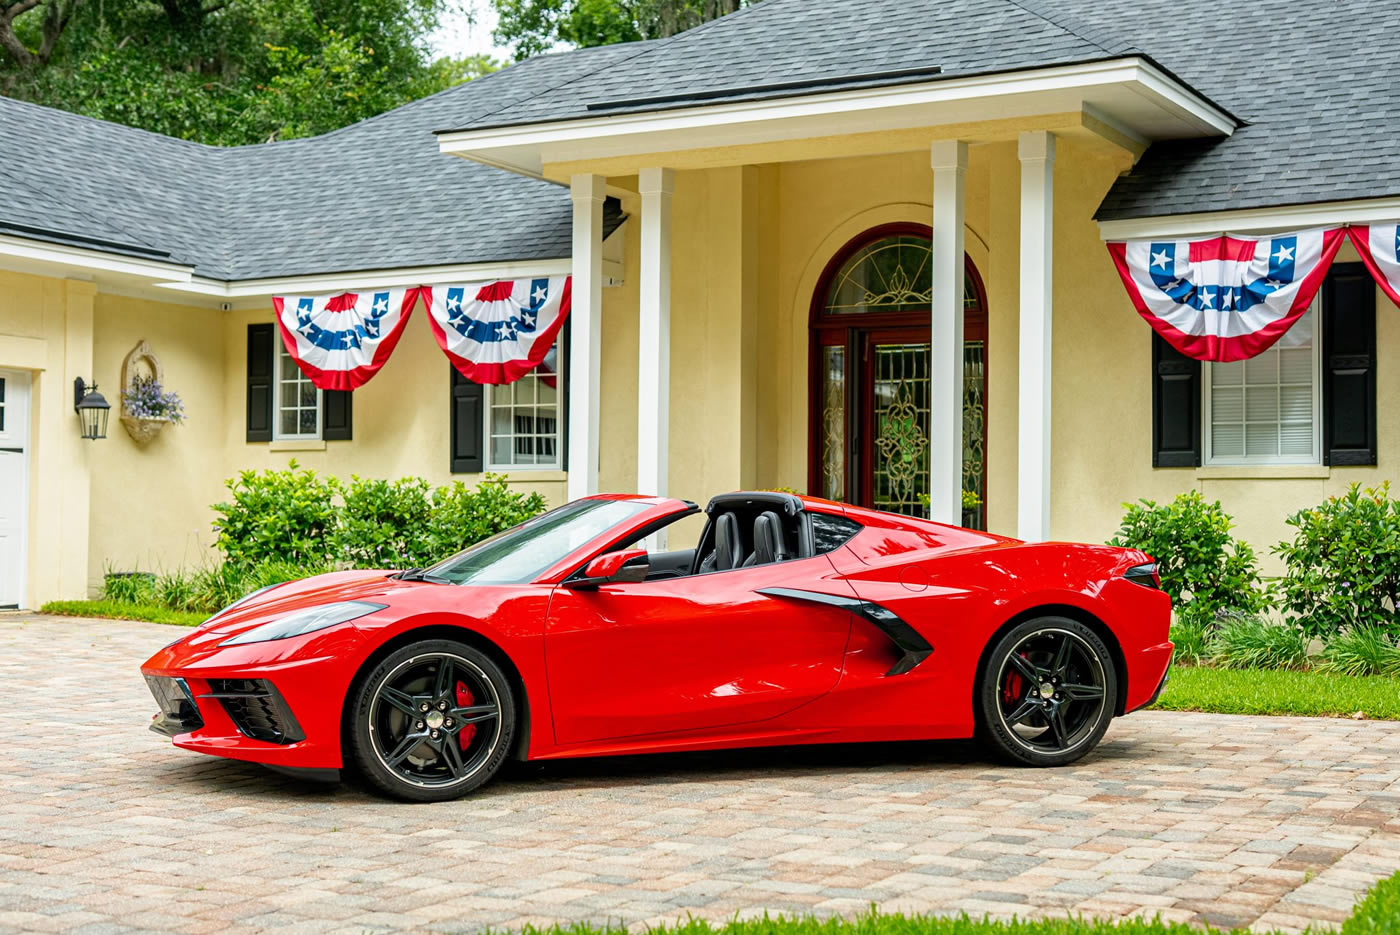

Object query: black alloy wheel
[978,617,1116,767]
[349,640,515,801]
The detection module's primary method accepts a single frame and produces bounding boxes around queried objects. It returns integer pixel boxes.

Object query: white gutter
[1097,196,1400,240]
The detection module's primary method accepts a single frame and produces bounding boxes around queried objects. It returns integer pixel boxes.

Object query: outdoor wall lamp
[73,377,111,440]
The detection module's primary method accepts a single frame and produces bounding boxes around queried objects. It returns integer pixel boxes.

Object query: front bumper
[141,624,368,770]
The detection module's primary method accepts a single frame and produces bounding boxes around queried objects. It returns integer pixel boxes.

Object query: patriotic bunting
[1347,223,1400,310]
[423,277,571,385]
[274,287,422,391]
[1107,229,1346,362]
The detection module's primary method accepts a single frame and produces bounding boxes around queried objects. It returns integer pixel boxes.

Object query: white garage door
[0,370,30,609]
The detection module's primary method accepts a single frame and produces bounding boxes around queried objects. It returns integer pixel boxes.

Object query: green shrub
[245,559,326,591]
[1318,627,1400,678]
[1109,491,1270,628]
[427,474,547,558]
[102,570,154,604]
[189,563,250,615]
[154,571,197,612]
[213,460,340,567]
[1274,483,1400,640]
[1168,618,1210,666]
[1207,615,1309,670]
[336,475,437,568]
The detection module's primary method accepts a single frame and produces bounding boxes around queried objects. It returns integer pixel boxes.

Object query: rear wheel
[348,640,515,801]
[978,617,1115,767]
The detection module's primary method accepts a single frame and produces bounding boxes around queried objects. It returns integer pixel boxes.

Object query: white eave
[436,56,1237,178]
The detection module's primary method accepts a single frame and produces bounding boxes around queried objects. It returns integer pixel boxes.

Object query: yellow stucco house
[2,0,1396,608]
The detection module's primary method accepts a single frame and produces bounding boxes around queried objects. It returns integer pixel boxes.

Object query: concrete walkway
[0,616,1397,934]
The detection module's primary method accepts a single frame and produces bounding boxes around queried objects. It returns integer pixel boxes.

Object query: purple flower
[122,375,186,424]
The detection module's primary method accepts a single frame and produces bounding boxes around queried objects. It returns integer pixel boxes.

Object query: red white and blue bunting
[1347,223,1400,310]
[273,277,572,390]
[1107,229,1346,362]
[423,277,571,385]
[274,287,422,391]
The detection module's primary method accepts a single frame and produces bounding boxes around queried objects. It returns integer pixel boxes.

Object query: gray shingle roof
[442,0,1400,221]
[3,0,1395,274]
[0,44,631,281]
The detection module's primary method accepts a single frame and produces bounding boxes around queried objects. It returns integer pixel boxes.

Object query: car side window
[810,513,862,554]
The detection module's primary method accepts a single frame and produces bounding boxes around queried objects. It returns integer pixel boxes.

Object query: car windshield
[425,499,652,585]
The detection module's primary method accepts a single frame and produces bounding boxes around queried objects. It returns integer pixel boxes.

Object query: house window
[486,349,561,469]
[275,341,321,439]
[1204,301,1321,464]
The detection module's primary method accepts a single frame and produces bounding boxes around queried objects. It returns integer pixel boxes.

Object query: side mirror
[566,548,649,589]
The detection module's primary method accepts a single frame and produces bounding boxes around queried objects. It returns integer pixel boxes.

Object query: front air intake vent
[203,679,306,744]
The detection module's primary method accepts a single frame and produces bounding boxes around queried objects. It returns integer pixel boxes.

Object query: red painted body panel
[140,494,1173,775]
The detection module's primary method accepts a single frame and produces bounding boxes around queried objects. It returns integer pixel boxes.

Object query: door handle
[0,447,22,454]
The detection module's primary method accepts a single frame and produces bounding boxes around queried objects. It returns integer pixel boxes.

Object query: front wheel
[978,617,1116,767]
[348,640,516,801]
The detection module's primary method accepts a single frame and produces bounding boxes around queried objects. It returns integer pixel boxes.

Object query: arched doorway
[808,223,988,528]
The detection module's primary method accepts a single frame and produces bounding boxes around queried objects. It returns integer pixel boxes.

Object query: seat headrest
[752,511,791,565]
[714,512,744,571]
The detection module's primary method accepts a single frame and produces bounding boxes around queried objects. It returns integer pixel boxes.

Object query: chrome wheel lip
[368,652,503,789]
[994,626,1106,756]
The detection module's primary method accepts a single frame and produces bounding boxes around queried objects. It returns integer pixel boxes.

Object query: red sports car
[142,492,1173,801]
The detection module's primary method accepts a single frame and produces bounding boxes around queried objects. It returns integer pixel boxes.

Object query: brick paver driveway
[1,617,1398,934]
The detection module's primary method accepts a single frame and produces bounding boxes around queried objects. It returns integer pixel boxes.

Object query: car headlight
[219,601,386,646]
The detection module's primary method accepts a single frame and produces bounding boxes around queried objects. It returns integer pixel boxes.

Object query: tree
[494,0,747,59]
[0,0,81,70]
[0,0,498,144]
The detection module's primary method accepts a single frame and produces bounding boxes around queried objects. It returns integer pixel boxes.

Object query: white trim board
[1097,196,1400,240]
[438,57,1235,178]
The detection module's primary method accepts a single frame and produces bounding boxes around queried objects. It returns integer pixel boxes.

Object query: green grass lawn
[505,870,1399,934]
[40,599,206,627]
[1151,664,1400,721]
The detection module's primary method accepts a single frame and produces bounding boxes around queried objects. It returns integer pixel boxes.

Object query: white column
[568,174,606,502]
[637,167,674,500]
[1017,130,1055,542]
[929,140,967,526]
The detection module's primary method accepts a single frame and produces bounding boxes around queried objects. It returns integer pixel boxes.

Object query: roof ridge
[997,0,1126,56]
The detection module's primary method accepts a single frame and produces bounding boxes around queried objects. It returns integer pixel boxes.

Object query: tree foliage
[1,0,497,144]
[494,0,749,58]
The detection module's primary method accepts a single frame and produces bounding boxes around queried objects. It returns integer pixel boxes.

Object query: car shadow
[154,733,1146,803]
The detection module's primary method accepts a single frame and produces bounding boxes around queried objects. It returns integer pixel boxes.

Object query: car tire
[348,639,516,802]
[978,616,1116,768]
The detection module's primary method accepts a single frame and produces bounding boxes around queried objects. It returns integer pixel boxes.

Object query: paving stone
[1,617,1398,934]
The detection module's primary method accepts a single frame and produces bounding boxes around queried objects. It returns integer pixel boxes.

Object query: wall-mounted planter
[119,340,182,445]
[119,413,174,444]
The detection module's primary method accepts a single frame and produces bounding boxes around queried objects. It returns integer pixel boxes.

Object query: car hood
[175,570,413,645]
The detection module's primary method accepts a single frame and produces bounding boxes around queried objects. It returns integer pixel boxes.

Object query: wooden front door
[809,225,988,527]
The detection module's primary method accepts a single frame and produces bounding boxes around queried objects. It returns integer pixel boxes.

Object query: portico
[439,58,1232,540]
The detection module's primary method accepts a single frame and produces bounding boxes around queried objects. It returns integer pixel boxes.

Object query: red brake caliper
[1003,653,1026,703]
[455,680,477,751]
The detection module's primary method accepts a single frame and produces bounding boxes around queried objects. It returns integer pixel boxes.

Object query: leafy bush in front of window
[1273,483,1400,640]
[1108,491,1270,628]
[428,474,548,557]
[336,476,437,569]
[213,459,341,567]
[1207,614,1310,670]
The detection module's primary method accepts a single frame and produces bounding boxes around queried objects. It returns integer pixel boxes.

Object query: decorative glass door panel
[869,343,931,515]
[809,225,988,528]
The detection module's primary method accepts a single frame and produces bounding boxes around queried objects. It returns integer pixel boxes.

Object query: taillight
[1124,563,1161,590]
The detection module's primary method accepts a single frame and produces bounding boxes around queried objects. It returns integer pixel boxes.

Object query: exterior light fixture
[73,378,111,440]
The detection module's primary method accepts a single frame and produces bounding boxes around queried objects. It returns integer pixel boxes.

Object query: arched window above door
[821,233,982,319]
[808,224,988,527]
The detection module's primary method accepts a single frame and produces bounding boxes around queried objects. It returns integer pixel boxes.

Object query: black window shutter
[1322,262,1377,466]
[322,390,353,441]
[450,366,485,473]
[246,323,274,442]
[1151,332,1201,467]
